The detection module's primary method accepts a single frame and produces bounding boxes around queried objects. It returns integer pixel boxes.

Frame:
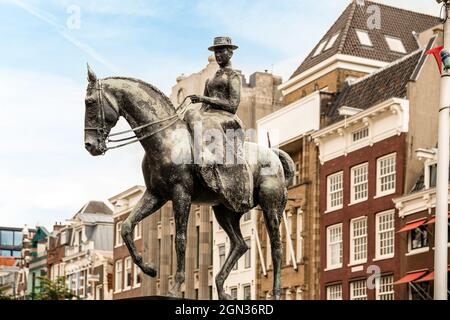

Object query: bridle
[84,79,191,153]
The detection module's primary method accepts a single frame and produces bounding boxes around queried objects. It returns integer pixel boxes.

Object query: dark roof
[327,46,428,123]
[290,1,440,79]
[76,201,113,216]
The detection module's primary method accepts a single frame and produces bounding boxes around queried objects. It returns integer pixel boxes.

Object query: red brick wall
[319,134,406,299]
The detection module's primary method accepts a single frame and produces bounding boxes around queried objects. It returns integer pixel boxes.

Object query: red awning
[425,213,450,225]
[397,218,427,233]
[416,266,450,282]
[394,270,428,285]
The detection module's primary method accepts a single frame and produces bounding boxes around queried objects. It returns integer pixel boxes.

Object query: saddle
[183,105,254,213]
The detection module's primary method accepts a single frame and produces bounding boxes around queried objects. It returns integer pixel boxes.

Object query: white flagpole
[435,0,449,300]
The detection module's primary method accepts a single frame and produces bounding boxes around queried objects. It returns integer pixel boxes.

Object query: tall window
[243,284,251,300]
[296,208,303,262]
[115,260,123,292]
[244,238,251,269]
[376,211,395,259]
[327,224,343,269]
[327,172,343,211]
[376,275,394,300]
[79,270,85,297]
[196,226,200,269]
[134,221,142,240]
[115,221,123,246]
[350,280,367,300]
[351,163,368,203]
[219,245,225,268]
[133,263,141,287]
[243,211,251,222]
[350,217,367,264]
[124,257,132,289]
[286,211,292,265]
[266,232,272,269]
[409,226,428,251]
[230,287,238,300]
[377,153,396,196]
[292,162,300,186]
[326,284,342,300]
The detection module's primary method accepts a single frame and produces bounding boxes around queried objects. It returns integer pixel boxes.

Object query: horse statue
[83,65,294,300]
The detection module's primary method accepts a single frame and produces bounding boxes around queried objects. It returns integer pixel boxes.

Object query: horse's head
[84,65,120,156]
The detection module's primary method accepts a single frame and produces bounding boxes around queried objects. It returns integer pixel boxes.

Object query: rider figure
[185,36,253,212]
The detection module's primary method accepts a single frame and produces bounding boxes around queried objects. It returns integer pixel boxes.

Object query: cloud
[2,0,119,73]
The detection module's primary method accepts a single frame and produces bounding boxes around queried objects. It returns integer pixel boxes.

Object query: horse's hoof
[167,289,181,298]
[219,293,233,300]
[140,262,157,277]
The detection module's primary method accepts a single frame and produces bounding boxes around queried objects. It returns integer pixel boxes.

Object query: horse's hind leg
[168,184,192,298]
[259,178,287,300]
[212,204,248,300]
[121,190,165,277]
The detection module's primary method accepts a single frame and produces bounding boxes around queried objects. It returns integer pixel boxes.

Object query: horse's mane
[103,76,174,110]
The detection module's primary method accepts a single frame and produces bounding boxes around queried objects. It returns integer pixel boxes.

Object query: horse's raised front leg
[168,184,192,298]
[121,190,165,277]
[213,205,247,300]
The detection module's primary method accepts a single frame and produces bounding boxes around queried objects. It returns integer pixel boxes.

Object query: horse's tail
[271,148,295,187]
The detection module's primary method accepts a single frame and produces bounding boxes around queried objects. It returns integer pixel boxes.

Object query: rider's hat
[208,36,238,51]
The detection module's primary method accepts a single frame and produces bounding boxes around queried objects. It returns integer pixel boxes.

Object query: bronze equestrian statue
[84,37,294,300]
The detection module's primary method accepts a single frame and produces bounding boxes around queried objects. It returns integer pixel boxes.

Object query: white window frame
[350,217,368,265]
[114,259,123,293]
[350,280,367,300]
[286,211,292,265]
[324,32,340,51]
[385,36,406,53]
[327,171,343,212]
[351,127,369,143]
[424,161,437,189]
[292,161,300,186]
[219,244,225,268]
[376,275,394,300]
[375,210,395,260]
[244,238,251,269]
[376,153,396,197]
[296,208,303,263]
[243,284,252,300]
[326,224,343,270]
[356,29,373,47]
[133,221,142,240]
[350,163,368,204]
[115,221,123,247]
[230,287,238,300]
[326,284,342,300]
[124,257,132,291]
[313,40,328,57]
[133,263,141,288]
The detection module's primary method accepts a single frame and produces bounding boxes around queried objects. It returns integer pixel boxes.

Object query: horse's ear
[87,63,97,83]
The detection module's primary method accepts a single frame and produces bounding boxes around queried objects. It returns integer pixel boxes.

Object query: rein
[85,80,191,152]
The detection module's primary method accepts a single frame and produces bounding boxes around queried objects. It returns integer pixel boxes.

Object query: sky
[0,0,441,229]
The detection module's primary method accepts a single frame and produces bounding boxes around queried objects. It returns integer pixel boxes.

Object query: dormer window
[385,36,406,54]
[356,30,372,47]
[325,32,340,51]
[313,40,328,57]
